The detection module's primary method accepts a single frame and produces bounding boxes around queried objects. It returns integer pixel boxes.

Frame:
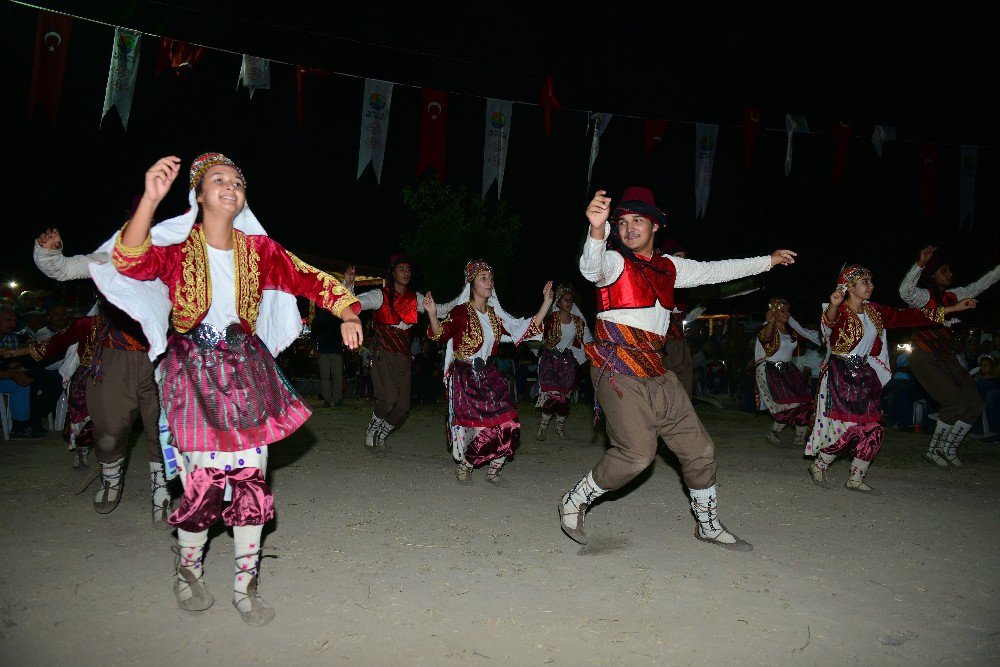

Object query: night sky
[3,1,999,325]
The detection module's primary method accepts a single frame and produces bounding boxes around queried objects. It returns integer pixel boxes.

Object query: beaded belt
[187,322,248,351]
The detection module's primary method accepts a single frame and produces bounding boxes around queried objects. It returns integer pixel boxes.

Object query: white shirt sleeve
[952,265,1000,300]
[579,222,624,287]
[33,245,108,282]
[671,254,772,289]
[416,291,426,314]
[356,289,384,311]
[898,263,930,308]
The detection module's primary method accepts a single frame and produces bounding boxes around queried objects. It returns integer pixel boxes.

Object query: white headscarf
[89,188,301,361]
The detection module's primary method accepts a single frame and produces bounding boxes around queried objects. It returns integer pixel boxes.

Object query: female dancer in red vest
[534,284,592,440]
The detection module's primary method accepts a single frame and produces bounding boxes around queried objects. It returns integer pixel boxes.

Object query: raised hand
[143,156,182,205]
[829,287,845,307]
[422,291,436,319]
[37,228,62,250]
[945,298,977,314]
[542,281,554,302]
[770,249,797,267]
[917,245,937,267]
[586,190,612,229]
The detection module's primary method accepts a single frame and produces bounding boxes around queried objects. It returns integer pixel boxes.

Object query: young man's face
[616,214,659,256]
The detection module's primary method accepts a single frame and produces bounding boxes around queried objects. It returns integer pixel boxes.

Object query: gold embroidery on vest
[286,251,358,317]
[234,231,261,331]
[174,229,209,333]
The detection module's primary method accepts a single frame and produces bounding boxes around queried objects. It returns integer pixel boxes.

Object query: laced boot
[690,486,753,552]
[535,414,552,441]
[94,456,125,514]
[485,458,509,488]
[558,472,606,545]
[150,461,172,529]
[923,419,951,468]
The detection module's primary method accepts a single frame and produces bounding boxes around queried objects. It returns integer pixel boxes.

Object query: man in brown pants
[33,229,172,526]
[558,186,797,551]
[344,253,426,454]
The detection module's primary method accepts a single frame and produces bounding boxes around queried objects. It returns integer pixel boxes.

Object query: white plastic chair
[0,393,12,440]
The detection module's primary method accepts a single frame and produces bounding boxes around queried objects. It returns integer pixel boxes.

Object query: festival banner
[238,55,270,98]
[356,79,394,183]
[784,114,808,177]
[694,123,719,219]
[872,125,896,157]
[917,142,941,221]
[587,113,612,194]
[832,120,852,183]
[959,145,979,230]
[743,107,762,171]
[27,11,72,124]
[482,99,513,198]
[644,118,670,154]
[417,88,449,181]
[101,28,140,130]
[539,75,563,137]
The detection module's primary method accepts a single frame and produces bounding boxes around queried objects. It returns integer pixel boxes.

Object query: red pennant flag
[742,107,762,171]
[643,119,670,154]
[27,11,72,124]
[417,88,448,181]
[296,66,334,127]
[154,38,206,77]
[539,75,563,137]
[917,142,941,221]
[832,120,852,183]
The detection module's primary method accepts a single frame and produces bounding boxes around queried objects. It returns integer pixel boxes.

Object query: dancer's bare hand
[829,287,845,307]
[340,320,363,350]
[542,281,554,302]
[917,245,937,267]
[143,156,181,205]
[423,291,436,318]
[37,228,62,250]
[586,190,612,229]
[770,249,797,267]
[946,298,977,314]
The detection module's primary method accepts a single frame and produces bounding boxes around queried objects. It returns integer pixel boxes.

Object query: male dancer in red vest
[558,187,797,552]
[345,253,425,454]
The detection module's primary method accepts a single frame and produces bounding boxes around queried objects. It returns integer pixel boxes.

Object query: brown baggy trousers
[662,337,694,399]
[372,349,413,426]
[909,348,983,425]
[591,366,717,491]
[85,348,161,464]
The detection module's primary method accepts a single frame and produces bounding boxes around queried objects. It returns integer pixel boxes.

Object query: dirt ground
[1,392,999,665]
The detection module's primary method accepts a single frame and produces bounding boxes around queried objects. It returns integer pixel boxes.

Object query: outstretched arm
[579,190,624,286]
[672,250,795,289]
[33,229,108,282]
[952,264,1000,300]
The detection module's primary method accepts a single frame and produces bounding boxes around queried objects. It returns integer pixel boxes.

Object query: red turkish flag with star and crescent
[418,88,448,181]
[154,38,206,77]
[643,119,670,154]
[742,107,762,171]
[27,11,73,124]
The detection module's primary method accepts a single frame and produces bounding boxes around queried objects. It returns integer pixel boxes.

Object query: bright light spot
[7,281,17,290]
[896,343,912,352]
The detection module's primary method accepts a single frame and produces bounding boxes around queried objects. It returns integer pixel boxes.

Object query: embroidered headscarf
[836,264,871,291]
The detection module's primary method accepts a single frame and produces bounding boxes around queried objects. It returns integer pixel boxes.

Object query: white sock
[539,413,553,429]
[942,420,972,457]
[95,457,124,504]
[848,458,870,482]
[690,485,735,543]
[771,422,786,434]
[814,451,836,470]
[176,528,208,601]
[928,419,952,454]
[233,525,264,612]
[555,416,566,433]
[486,457,506,477]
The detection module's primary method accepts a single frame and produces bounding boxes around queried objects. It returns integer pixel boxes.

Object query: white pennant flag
[482,99,513,198]
[694,123,719,219]
[587,113,612,193]
[871,125,896,157]
[357,79,393,183]
[959,145,979,230]
[101,28,141,130]
[238,55,270,98]
[784,114,808,177]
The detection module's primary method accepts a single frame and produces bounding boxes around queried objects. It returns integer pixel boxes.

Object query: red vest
[373,288,418,325]
[596,254,676,312]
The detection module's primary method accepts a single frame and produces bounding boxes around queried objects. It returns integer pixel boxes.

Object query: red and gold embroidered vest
[912,290,956,357]
[373,288,418,325]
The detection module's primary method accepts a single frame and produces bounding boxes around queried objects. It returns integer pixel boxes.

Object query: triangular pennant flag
[643,119,670,154]
[482,99,513,198]
[417,88,448,181]
[27,11,73,124]
[916,142,941,221]
[832,120,852,183]
[694,124,719,219]
[357,79,394,183]
[587,113,612,194]
[872,125,896,157]
[959,145,979,231]
[238,56,270,98]
[539,75,563,137]
[101,28,140,130]
[784,114,809,177]
[742,107,762,171]
[154,38,205,77]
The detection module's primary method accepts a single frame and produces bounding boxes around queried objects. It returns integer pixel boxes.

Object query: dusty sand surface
[2,394,999,665]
